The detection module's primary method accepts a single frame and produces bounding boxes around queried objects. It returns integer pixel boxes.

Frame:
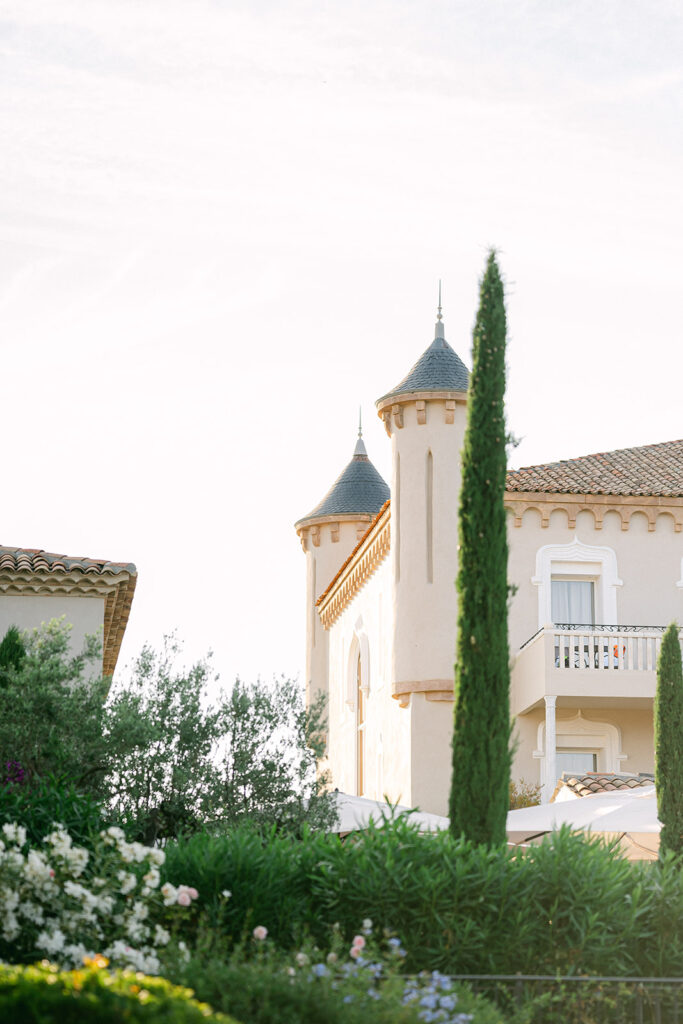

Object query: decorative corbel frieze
[330,522,340,543]
[416,400,426,425]
[311,525,321,547]
[392,404,404,429]
[444,400,455,424]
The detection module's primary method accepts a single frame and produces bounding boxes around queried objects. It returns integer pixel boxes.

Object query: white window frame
[532,536,622,628]
[534,711,627,788]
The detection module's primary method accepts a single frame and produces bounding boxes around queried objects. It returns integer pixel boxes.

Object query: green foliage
[509,778,541,810]
[0,620,110,790]
[0,775,106,848]
[0,622,334,842]
[162,927,503,1024]
[450,250,511,845]
[655,622,683,858]
[163,818,683,978]
[0,960,236,1022]
[106,641,335,842]
[0,624,25,688]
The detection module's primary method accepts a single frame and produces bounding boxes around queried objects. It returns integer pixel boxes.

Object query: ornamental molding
[296,513,374,552]
[317,505,391,629]
[505,491,683,533]
[392,678,454,707]
[376,390,467,437]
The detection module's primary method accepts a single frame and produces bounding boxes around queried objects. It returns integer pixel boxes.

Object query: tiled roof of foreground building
[0,546,137,676]
[506,439,683,497]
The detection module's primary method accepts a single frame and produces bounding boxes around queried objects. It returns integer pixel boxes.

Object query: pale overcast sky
[1,0,682,687]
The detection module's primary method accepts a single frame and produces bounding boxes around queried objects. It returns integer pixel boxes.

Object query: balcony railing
[552,625,667,672]
[511,625,683,715]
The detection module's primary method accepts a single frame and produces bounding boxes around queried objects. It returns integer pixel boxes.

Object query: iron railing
[451,974,683,1023]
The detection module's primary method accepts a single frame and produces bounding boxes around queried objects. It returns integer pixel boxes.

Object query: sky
[1,0,682,689]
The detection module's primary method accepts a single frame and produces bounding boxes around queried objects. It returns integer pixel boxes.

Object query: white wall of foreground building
[0,594,105,660]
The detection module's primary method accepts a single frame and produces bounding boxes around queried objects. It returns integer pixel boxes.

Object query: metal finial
[358,406,363,438]
[437,280,442,321]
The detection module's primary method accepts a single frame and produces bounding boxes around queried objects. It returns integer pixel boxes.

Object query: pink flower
[351,935,366,949]
[187,887,198,900]
[349,946,361,959]
[177,891,191,907]
[252,925,268,941]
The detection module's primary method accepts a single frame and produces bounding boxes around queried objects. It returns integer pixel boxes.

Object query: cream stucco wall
[388,398,467,697]
[326,557,417,803]
[507,507,683,653]
[0,595,105,661]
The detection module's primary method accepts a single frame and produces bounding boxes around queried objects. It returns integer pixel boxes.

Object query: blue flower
[311,963,329,978]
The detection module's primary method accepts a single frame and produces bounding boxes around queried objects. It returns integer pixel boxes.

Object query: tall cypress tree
[449,250,510,845]
[655,622,683,858]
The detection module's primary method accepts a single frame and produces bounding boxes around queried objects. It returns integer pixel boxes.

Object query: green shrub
[162,928,503,1024]
[0,960,237,1022]
[0,775,107,849]
[164,817,683,978]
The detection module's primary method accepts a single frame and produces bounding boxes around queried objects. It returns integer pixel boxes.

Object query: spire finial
[358,406,363,438]
[435,280,445,339]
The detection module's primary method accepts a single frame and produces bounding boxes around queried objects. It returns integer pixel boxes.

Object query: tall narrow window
[394,453,400,583]
[426,450,433,583]
[356,652,365,796]
[551,580,595,624]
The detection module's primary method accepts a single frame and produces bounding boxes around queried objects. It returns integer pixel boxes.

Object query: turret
[375,295,470,707]
[295,427,390,711]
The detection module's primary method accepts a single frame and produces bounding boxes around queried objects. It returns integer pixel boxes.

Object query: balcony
[511,625,679,716]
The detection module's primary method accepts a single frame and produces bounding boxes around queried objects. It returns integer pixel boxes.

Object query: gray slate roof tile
[378,336,470,403]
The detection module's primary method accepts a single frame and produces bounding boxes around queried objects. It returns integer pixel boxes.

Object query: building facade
[296,309,683,815]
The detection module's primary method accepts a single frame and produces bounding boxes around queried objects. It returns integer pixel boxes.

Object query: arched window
[356,651,365,796]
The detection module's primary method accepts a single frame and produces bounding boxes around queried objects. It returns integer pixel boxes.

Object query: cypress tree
[655,622,683,858]
[0,625,25,688]
[449,250,511,845]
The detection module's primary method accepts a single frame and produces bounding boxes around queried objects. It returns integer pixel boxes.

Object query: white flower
[1,887,20,913]
[37,927,66,955]
[131,900,148,921]
[146,848,165,867]
[102,826,126,844]
[65,846,89,877]
[252,925,268,941]
[2,912,20,941]
[221,889,232,899]
[97,894,115,915]
[160,882,178,907]
[118,871,137,895]
[296,952,309,966]
[154,924,170,946]
[142,867,160,889]
[18,901,44,925]
[362,918,373,934]
[2,824,27,846]
[24,850,53,884]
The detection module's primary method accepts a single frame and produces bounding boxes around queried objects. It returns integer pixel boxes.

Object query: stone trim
[393,678,454,706]
[376,390,467,437]
[505,491,683,533]
[0,568,137,676]
[296,513,375,552]
[317,504,391,628]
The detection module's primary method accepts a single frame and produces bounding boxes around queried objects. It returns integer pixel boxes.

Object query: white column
[543,695,558,804]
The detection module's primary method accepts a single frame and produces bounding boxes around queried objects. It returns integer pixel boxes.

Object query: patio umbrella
[507,785,660,860]
[329,791,449,835]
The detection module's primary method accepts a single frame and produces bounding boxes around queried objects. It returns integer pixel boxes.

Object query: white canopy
[507,785,660,835]
[329,791,449,834]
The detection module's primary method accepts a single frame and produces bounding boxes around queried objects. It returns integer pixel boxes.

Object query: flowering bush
[163,918,503,1024]
[0,958,239,1022]
[0,822,198,974]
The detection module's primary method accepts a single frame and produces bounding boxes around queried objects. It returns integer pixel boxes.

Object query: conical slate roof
[377,324,469,405]
[296,436,390,526]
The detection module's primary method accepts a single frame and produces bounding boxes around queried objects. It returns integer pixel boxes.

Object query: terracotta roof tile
[506,439,683,497]
[556,772,654,799]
